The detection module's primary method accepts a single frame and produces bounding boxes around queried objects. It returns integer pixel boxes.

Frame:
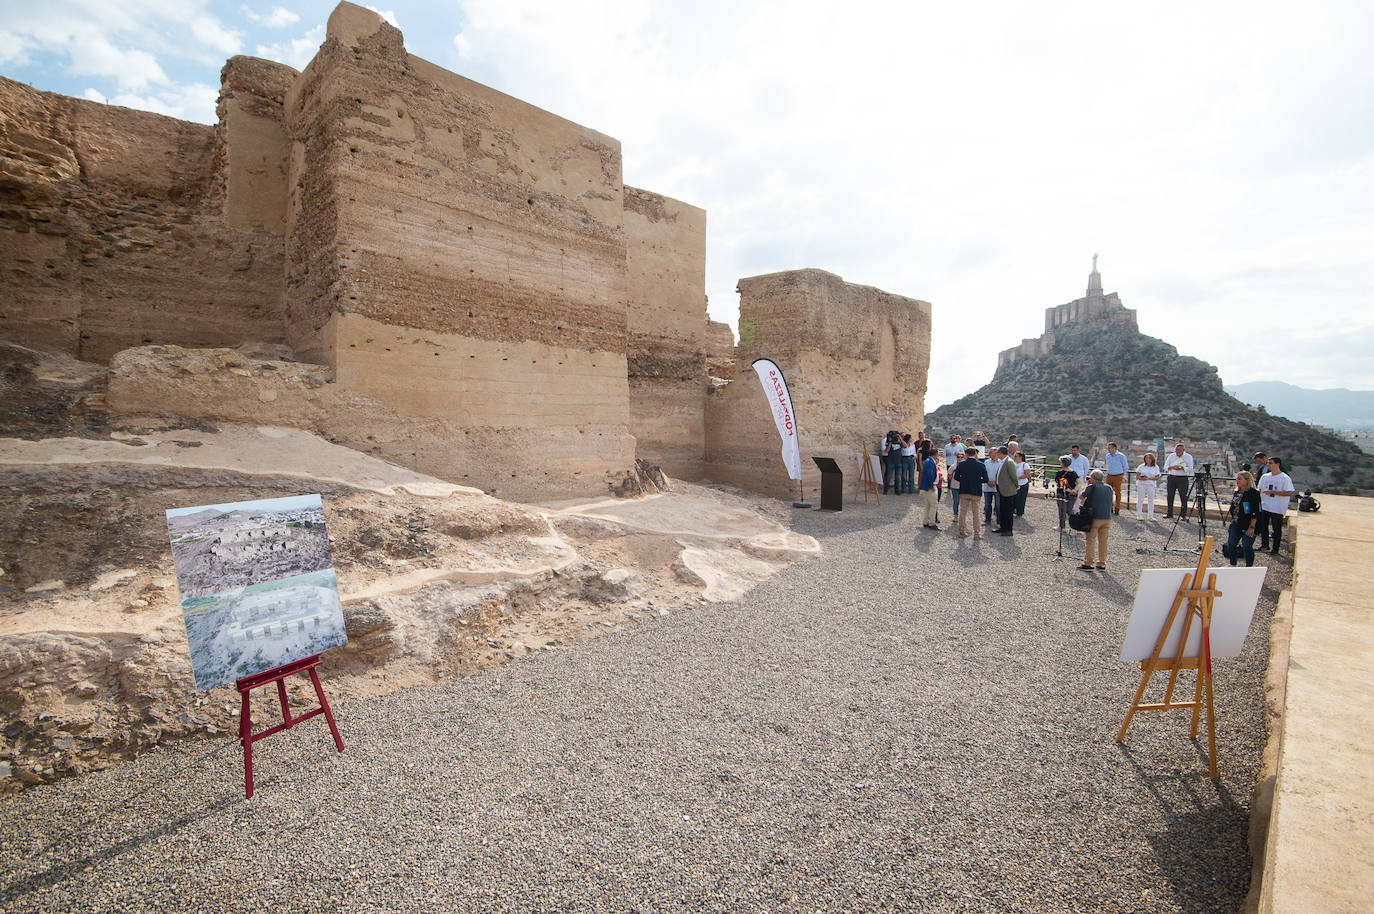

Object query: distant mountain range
[1225,382,1374,430]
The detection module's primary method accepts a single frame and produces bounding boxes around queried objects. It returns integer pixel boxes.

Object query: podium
[812,456,843,511]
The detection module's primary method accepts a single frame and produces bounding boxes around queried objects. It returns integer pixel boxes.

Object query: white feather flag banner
[751,358,802,481]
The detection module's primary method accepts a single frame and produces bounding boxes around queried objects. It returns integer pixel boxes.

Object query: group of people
[877,432,1298,574]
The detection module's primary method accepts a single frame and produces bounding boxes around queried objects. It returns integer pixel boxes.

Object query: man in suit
[993,446,1020,535]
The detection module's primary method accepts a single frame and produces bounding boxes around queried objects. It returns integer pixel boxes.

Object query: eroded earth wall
[281,3,635,498]
[0,68,290,361]
[705,269,932,499]
[624,186,707,480]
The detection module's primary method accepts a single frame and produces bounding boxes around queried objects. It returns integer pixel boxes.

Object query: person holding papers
[1257,457,1295,555]
[1164,443,1195,519]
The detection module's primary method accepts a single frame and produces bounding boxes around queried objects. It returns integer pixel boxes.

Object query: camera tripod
[1162,470,1227,555]
[1048,484,1070,561]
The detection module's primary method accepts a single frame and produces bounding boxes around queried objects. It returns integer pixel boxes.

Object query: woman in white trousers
[1135,452,1161,519]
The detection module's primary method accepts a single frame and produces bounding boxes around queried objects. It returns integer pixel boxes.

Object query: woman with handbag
[1077,470,1114,570]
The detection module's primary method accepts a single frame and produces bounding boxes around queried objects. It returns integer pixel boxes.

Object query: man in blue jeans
[882,433,902,494]
[900,434,917,494]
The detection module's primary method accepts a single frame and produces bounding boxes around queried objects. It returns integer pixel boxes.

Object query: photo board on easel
[1120,566,1266,662]
[167,494,348,691]
[1116,545,1266,779]
[854,445,882,504]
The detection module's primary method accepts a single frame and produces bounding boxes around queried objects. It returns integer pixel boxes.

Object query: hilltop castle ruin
[996,257,1136,373]
[0,2,930,500]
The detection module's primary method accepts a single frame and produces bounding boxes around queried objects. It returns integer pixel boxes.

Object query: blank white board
[1120,566,1267,662]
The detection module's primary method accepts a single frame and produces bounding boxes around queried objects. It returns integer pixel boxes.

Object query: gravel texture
[0,494,1286,913]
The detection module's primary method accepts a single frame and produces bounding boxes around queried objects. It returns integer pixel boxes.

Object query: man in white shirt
[1013,450,1032,516]
[982,451,1004,528]
[943,435,963,471]
[1068,445,1090,480]
[1163,443,1195,519]
[1257,456,1295,555]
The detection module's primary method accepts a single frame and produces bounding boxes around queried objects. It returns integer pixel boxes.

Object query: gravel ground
[0,493,1287,913]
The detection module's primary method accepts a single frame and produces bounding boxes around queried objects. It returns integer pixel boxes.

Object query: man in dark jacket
[993,446,1019,536]
[953,446,990,538]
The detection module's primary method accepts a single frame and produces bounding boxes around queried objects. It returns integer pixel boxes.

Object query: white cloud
[67,33,168,89]
[0,29,30,66]
[190,15,242,55]
[442,0,1374,403]
[106,82,219,124]
[255,24,325,72]
[82,87,107,104]
[244,6,301,29]
[365,6,401,29]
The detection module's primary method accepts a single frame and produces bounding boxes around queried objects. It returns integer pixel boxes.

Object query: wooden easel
[854,441,881,504]
[236,653,344,798]
[1116,537,1224,779]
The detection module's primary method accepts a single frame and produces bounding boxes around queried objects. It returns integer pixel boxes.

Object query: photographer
[1226,470,1262,567]
[1053,455,1079,530]
[901,433,918,494]
[882,431,902,495]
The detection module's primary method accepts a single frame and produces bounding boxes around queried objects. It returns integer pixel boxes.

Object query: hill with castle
[926,263,1374,495]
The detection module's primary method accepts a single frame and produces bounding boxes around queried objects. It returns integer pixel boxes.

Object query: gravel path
[0,494,1286,913]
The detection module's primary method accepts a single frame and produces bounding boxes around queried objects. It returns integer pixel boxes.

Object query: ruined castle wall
[0,75,289,362]
[623,186,706,480]
[705,320,735,380]
[219,57,294,234]
[280,3,634,497]
[705,269,931,498]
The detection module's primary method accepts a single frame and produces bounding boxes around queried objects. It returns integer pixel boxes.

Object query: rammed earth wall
[705,269,932,499]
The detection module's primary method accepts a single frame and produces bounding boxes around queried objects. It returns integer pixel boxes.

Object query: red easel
[236,654,344,798]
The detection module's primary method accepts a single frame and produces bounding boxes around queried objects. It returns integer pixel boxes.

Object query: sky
[4,1,1372,410]
[166,493,322,517]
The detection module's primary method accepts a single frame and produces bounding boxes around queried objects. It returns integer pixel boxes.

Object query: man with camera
[881,431,902,495]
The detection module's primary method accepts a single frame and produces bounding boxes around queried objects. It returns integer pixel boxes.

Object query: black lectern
[812,456,843,511]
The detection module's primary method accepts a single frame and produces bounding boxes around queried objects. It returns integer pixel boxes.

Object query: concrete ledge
[1258,495,1374,912]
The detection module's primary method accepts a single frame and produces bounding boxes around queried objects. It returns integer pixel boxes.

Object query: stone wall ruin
[705,270,932,498]
[2,2,932,503]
